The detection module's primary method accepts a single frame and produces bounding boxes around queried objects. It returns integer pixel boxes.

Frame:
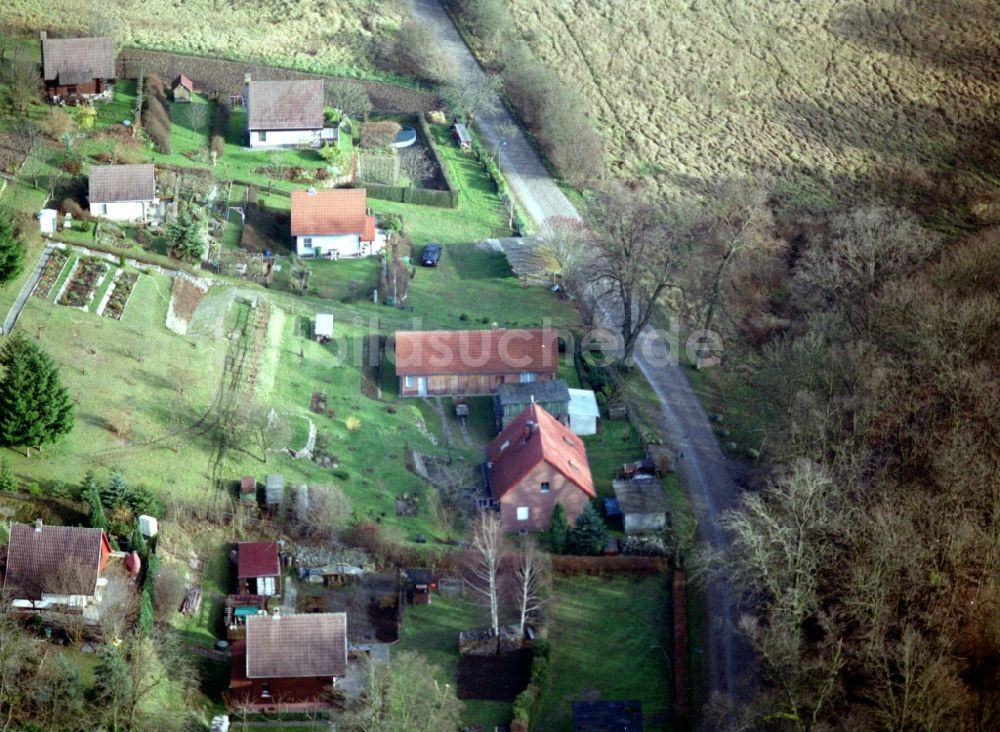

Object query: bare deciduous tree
[467,512,504,636]
[442,72,501,123]
[585,185,694,359]
[512,540,549,635]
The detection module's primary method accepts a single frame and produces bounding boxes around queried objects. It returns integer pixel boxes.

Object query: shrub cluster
[142,73,172,154]
[550,554,667,575]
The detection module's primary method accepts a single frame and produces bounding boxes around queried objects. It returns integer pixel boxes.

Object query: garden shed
[171,74,193,102]
[314,313,334,342]
[454,123,472,150]
[494,379,571,430]
[567,388,600,436]
[265,474,284,509]
[612,477,668,535]
[240,476,257,504]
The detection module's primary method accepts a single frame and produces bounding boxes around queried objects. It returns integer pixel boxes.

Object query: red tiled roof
[3,523,110,599]
[237,542,280,579]
[245,613,347,678]
[172,74,194,92]
[487,404,595,500]
[290,189,374,240]
[393,329,559,377]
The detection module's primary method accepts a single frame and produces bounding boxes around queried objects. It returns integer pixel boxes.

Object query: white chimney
[307,187,317,195]
[34,519,43,532]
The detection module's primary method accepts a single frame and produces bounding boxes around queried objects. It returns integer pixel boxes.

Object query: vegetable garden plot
[102,272,140,320]
[59,258,109,308]
[32,250,69,300]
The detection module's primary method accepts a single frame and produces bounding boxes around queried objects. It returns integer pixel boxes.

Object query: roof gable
[290,189,372,237]
[245,613,347,678]
[88,164,156,203]
[394,329,559,377]
[42,36,114,82]
[3,523,108,599]
[247,80,324,131]
[237,542,280,579]
[172,74,193,92]
[488,404,595,500]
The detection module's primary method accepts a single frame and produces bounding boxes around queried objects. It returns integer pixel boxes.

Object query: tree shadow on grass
[447,247,513,281]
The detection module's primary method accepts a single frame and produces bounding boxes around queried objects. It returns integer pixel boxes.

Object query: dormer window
[499,439,511,452]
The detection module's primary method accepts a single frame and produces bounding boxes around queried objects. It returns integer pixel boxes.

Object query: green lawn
[397,594,512,729]
[581,418,646,499]
[534,575,672,732]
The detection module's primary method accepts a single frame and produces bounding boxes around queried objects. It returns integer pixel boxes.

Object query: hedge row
[469,135,530,235]
[362,181,458,208]
[512,639,551,732]
[551,555,667,575]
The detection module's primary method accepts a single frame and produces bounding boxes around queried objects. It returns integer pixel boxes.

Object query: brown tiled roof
[394,329,559,377]
[237,542,280,579]
[42,36,114,82]
[172,74,194,92]
[487,403,595,500]
[246,80,324,130]
[88,164,156,203]
[245,613,347,678]
[290,189,374,239]
[3,523,108,599]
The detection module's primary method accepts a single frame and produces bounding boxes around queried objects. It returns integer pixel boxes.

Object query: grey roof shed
[264,474,284,506]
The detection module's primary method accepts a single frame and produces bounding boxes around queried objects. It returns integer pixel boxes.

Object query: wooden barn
[612,477,668,535]
[494,379,571,430]
[394,328,559,398]
[39,33,114,103]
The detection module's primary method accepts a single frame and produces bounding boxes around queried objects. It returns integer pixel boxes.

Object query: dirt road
[413,0,752,715]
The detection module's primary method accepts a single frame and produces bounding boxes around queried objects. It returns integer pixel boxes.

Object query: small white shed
[315,313,334,342]
[138,514,159,538]
[567,388,600,436]
[38,209,58,236]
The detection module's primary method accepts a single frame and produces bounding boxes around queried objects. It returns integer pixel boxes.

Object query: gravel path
[413,0,751,712]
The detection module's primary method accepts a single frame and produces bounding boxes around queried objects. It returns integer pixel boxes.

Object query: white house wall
[248,128,321,149]
[296,234,361,258]
[93,200,149,222]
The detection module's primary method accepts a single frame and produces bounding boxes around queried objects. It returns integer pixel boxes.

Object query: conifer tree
[567,503,607,556]
[549,502,569,554]
[0,335,74,454]
[102,471,128,509]
[0,210,24,285]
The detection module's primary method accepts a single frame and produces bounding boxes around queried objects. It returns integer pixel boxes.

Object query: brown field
[507,0,1000,201]
[1,0,400,77]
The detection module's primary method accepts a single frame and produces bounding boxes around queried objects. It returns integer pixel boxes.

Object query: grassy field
[506,0,1000,203]
[1,0,400,79]
[534,575,671,731]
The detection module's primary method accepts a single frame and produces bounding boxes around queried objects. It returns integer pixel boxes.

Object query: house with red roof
[486,403,595,532]
[393,328,559,397]
[236,542,281,596]
[290,188,382,259]
[228,612,347,712]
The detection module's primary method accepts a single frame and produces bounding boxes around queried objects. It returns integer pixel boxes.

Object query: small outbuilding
[314,313,334,343]
[567,388,600,436]
[265,474,284,510]
[236,541,281,596]
[88,164,157,221]
[171,74,194,102]
[240,476,257,504]
[38,209,58,236]
[402,568,434,605]
[494,379,571,430]
[612,477,668,535]
[138,514,159,538]
[453,123,472,150]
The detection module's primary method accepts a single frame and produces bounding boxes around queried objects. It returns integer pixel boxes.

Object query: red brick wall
[498,463,589,532]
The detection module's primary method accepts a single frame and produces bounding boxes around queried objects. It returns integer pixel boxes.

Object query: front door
[417,377,428,396]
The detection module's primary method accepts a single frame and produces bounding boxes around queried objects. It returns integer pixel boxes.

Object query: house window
[259,130,267,142]
[540,482,550,493]
[258,576,276,596]
[516,506,529,521]
[520,372,536,383]
[303,237,312,247]
[404,375,415,388]
[261,682,271,698]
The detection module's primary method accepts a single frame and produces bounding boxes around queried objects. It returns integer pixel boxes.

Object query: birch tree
[468,512,504,635]
[513,541,549,635]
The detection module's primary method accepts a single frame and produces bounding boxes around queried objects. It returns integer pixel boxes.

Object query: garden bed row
[32,249,69,300]
[59,257,109,309]
[101,271,140,320]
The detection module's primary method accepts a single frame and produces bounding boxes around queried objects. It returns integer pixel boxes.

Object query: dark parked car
[421,243,443,267]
